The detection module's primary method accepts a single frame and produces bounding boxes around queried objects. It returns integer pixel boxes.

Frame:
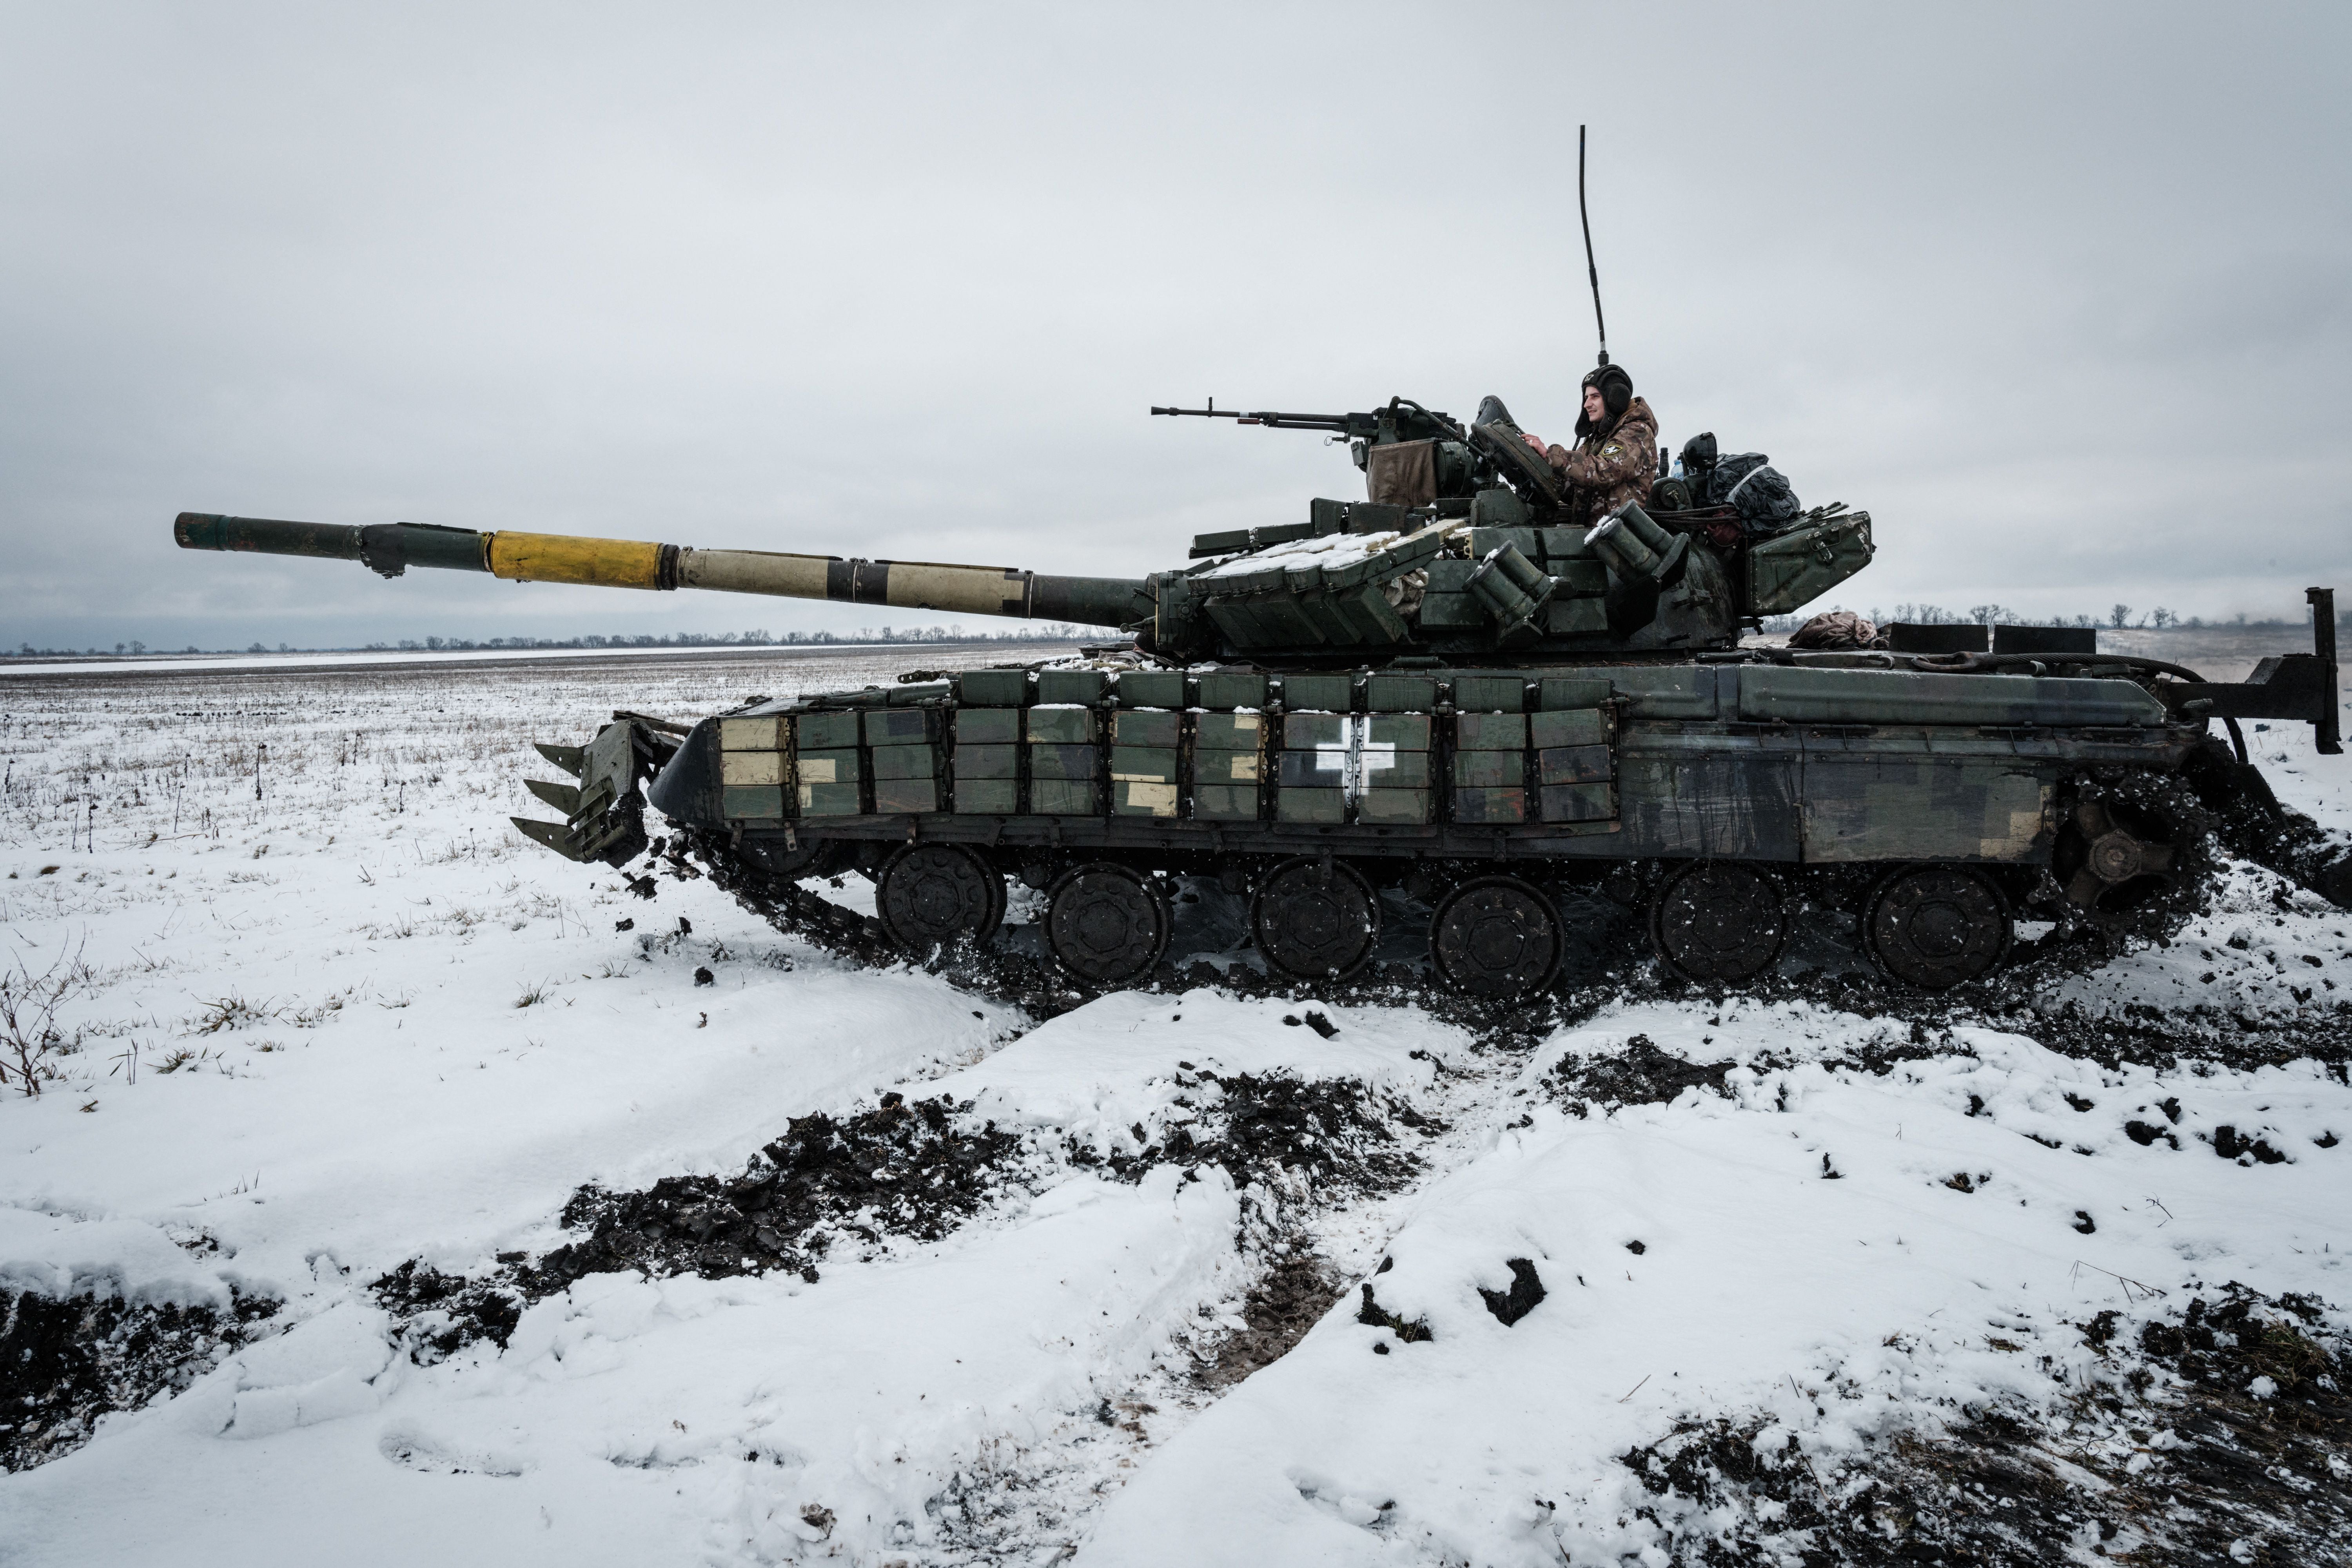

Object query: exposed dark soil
[2011,999,2352,1072]
[1,1286,279,1472]
[369,1259,528,1361]
[1560,959,2352,1081]
[1540,1021,2008,1123]
[372,1065,1436,1365]
[1620,1287,2352,1565]
[1545,1032,1737,1112]
[372,1093,1026,1361]
[1070,1065,1436,1200]
[1354,1280,1433,1345]
[1194,1251,1347,1391]
[1227,929,2352,1075]
[1478,1257,1547,1326]
[2200,746,2352,912]
[1747,977,2352,1073]
[543,1093,1025,1288]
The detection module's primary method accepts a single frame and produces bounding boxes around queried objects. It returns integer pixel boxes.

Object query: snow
[1082,1005,2352,1565]
[1193,523,1453,579]
[13,1164,1242,1564]
[3,649,2348,1564]
[921,990,1439,1147]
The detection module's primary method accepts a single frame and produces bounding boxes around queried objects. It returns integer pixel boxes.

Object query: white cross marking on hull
[1307,721,1399,803]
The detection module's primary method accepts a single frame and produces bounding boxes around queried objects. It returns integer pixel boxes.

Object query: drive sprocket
[2047,769,2216,945]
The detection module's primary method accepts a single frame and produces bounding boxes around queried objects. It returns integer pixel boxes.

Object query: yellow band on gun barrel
[484,532,666,589]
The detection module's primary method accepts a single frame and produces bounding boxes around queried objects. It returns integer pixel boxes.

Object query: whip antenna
[1579,123,1608,368]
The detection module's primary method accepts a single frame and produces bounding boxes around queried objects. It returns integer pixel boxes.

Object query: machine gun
[1150,395,1465,446]
[1153,395,1564,508]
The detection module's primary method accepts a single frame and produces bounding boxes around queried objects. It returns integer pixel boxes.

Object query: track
[636,751,2347,1024]
[678,828,1449,1023]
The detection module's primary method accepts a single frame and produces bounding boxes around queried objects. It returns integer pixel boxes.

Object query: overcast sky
[4,1,2347,651]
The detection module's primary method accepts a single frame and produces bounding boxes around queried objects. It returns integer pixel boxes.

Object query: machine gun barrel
[1153,397,1465,444]
[1152,404,1372,436]
[1234,410,1367,433]
[172,512,1150,630]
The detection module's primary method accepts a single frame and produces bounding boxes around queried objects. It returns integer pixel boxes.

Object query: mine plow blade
[509,720,656,868]
[534,742,586,777]
[508,799,646,866]
[510,816,590,861]
[525,778,583,814]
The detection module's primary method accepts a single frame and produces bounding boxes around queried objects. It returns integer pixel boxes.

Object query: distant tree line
[360,624,1105,653]
[9,607,2341,660]
[1758,604,2344,635]
[7,624,1111,659]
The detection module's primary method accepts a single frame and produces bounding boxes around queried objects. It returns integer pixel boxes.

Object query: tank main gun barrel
[171,512,1151,630]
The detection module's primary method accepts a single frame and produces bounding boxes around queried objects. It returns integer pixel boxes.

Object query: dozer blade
[525,778,583,815]
[511,816,589,861]
[534,742,586,778]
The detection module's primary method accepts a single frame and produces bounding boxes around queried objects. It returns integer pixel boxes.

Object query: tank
[171,399,2345,1001]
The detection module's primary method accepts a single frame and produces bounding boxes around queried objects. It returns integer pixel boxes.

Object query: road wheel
[1429,876,1563,999]
[1046,863,1170,988]
[875,844,1004,953]
[1863,864,2010,990]
[1252,857,1380,981]
[1649,861,1786,984]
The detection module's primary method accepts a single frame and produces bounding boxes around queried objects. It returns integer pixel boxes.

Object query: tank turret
[174,481,1875,664]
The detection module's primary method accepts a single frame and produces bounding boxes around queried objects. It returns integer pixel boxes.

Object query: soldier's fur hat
[1576,364,1633,437]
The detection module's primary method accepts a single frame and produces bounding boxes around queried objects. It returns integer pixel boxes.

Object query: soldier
[1532,364,1657,527]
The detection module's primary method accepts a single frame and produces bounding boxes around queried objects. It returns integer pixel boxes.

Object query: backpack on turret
[1705,452,1800,532]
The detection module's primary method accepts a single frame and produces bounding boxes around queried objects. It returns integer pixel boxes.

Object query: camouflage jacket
[1544,395,1657,526]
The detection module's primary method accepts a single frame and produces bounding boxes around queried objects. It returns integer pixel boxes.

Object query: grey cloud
[2,0,2347,653]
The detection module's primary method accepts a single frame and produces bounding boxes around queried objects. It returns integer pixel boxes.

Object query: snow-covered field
[3,646,2348,1566]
